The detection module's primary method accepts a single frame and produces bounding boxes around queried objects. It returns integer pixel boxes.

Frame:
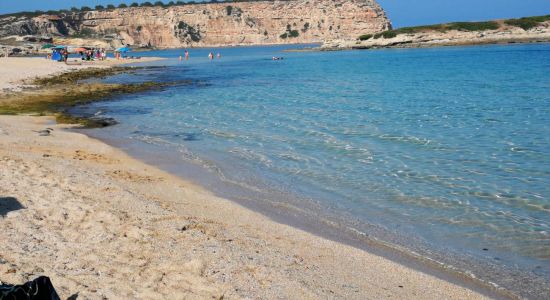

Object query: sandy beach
[0,57,161,92]
[0,58,499,299]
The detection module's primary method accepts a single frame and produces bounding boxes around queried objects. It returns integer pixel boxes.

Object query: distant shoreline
[322,18,550,51]
[321,36,550,51]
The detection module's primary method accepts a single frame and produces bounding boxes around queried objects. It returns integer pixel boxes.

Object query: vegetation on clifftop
[0,0,294,19]
[504,15,550,30]
[359,15,550,40]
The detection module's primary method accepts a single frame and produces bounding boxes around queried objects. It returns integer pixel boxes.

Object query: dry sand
[0,56,162,92]
[0,116,494,299]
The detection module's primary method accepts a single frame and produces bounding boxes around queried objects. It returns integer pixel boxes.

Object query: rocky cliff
[0,0,390,49]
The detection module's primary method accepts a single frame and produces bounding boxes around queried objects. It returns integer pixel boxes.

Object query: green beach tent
[41,44,55,49]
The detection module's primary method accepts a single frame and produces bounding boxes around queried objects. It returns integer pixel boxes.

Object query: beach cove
[68,44,549,299]
[0,57,498,299]
[5,42,548,298]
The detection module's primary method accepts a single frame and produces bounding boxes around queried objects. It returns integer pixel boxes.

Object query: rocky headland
[0,0,390,55]
[322,16,550,50]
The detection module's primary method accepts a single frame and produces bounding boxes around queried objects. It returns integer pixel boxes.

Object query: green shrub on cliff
[505,19,538,30]
[528,15,550,22]
[280,25,299,39]
[505,15,550,30]
[359,34,373,41]
[373,31,397,39]
[447,21,500,31]
[176,21,201,42]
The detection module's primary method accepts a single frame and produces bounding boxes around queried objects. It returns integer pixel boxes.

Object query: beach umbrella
[70,47,88,53]
[41,43,55,49]
[116,46,131,52]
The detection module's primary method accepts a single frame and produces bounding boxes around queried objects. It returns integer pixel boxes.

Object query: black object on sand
[0,276,61,300]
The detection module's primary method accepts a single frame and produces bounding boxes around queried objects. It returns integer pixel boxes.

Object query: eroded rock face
[0,0,391,48]
[0,15,69,37]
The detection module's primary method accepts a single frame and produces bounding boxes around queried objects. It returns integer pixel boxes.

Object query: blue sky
[378,0,550,27]
[1,0,549,28]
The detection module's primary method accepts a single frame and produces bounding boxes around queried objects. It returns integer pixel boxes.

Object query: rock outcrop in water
[322,17,550,50]
[0,0,390,50]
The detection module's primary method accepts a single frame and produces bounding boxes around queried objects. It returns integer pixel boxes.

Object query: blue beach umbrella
[116,46,131,52]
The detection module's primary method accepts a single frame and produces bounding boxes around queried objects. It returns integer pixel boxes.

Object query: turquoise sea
[72,43,550,297]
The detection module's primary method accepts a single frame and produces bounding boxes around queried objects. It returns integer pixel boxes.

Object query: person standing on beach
[63,49,68,62]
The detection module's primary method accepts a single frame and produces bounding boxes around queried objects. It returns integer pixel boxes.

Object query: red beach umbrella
[71,47,88,53]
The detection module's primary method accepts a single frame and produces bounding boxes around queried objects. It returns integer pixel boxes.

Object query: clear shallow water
[73,44,550,296]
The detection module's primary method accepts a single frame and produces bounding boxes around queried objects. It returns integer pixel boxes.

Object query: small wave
[228,148,273,167]
[377,134,433,146]
[509,147,538,154]
[177,132,201,141]
[130,134,171,146]
[278,153,309,163]
[206,129,239,139]
[93,109,106,116]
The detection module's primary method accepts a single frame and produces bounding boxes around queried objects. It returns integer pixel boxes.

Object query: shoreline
[0,57,519,299]
[320,23,550,51]
[321,38,550,52]
[0,115,500,299]
[0,56,164,93]
[82,123,523,300]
